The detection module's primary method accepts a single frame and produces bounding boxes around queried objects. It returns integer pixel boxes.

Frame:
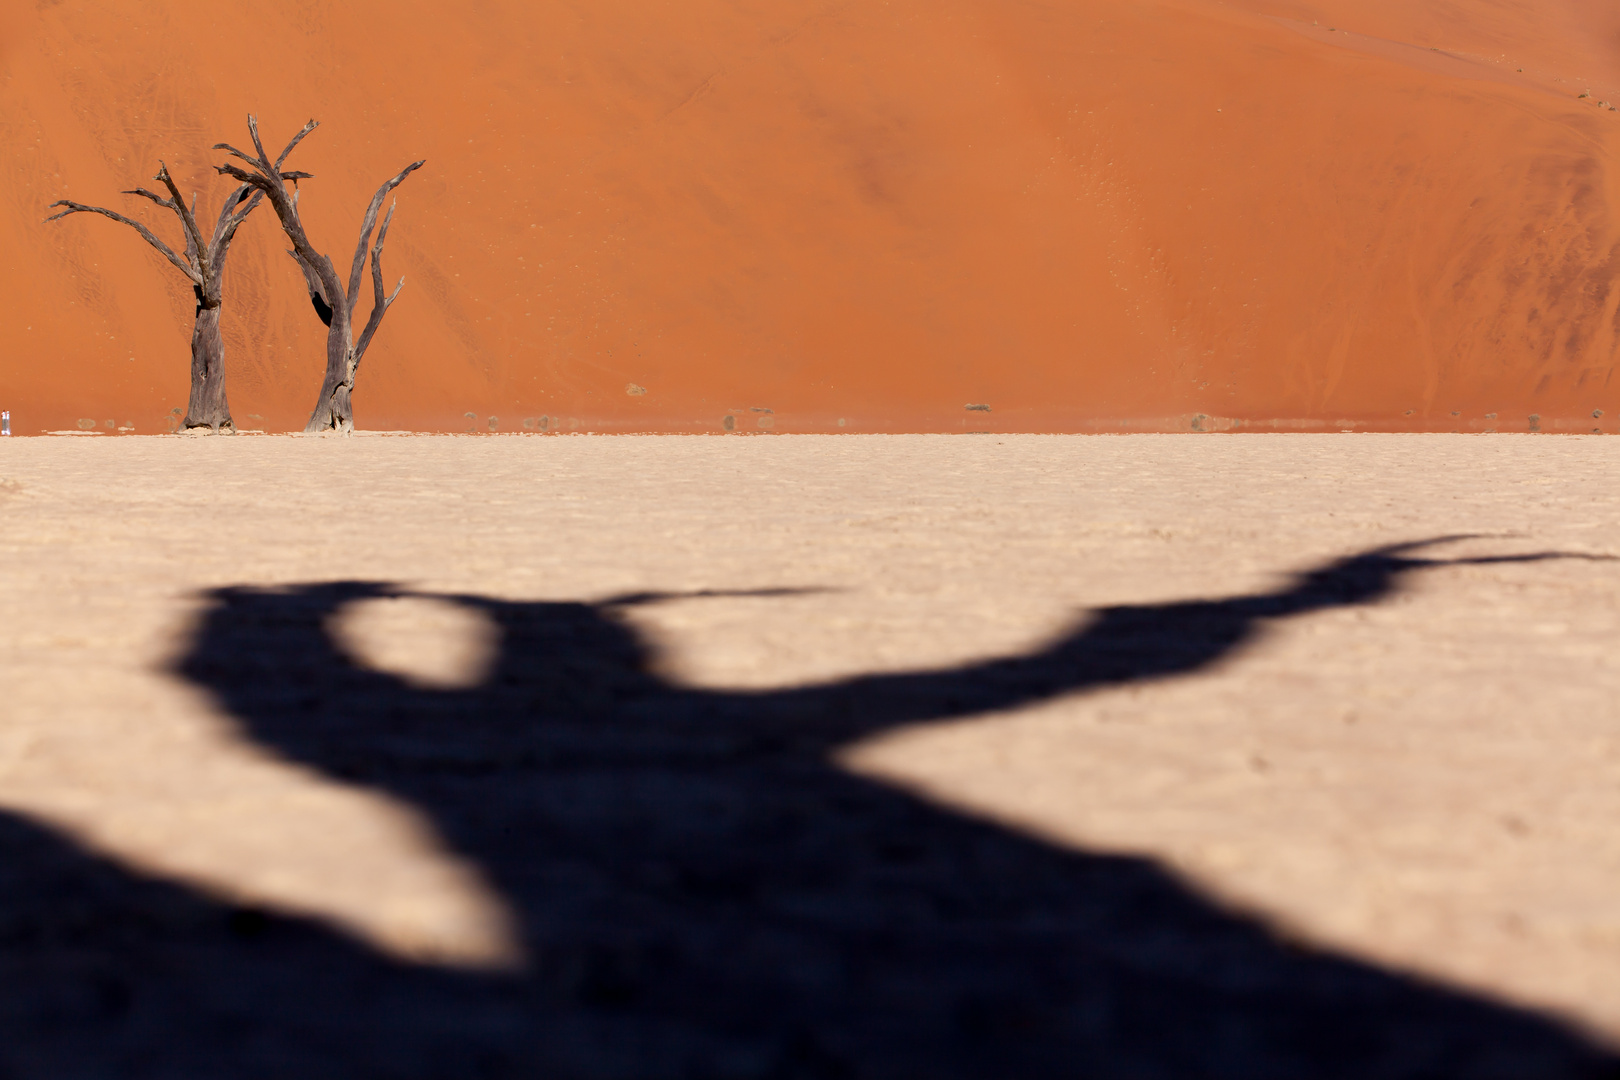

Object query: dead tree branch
[354,201,406,367]
[45,161,265,432]
[215,115,423,433]
[46,198,200,285]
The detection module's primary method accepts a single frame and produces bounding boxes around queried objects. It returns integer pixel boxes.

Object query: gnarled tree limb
[215,115,422,433]
[211,185,263,247]
[346,160,424,316]
[213,120,339,310]
[287,249,335,326]
[45,159,266,432]
[213,143,266,170]
[151,164,209,276]
[45,199,202,285]
[354,200,406,368]
[273,119,319,170]
[209,185,263,269]
[122,186,176,210]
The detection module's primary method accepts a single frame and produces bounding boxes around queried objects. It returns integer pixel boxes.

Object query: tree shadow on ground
[1,539,1617,1078]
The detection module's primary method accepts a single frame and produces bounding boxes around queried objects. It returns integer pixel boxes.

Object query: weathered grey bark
[214,117,423,434]
[188,306,228,429]
[46,166,263,433]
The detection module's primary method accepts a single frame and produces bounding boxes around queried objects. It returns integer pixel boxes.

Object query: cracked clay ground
[1,433,1619,1076]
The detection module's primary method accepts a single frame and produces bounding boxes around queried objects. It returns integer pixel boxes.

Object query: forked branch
[44,156,267,433]
[346,160,424,315]
[214,115,423,432]
[212,117,329,290]
[211,186,263,244]
[151,163,209,272]
[208,185,264,266]
[354,200,406,366]
[43,159,248,293]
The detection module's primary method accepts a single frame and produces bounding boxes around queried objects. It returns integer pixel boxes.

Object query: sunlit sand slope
[2,0,1618,432]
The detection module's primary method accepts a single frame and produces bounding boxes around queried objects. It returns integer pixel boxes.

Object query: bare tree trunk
[214,117,423,435]
[47,169,262,434]
[184,302,232,432]
[306,304,356,434]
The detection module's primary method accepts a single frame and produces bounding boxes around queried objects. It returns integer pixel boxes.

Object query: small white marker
[1,411,10,436]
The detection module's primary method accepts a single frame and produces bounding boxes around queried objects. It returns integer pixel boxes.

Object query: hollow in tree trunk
[47,167,262,433]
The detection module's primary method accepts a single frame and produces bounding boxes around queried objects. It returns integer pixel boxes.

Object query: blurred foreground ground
[0,433,1619,1077]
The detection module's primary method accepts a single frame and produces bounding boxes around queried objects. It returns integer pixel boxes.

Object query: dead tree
[214,116,423,433]
[46,167,263,433]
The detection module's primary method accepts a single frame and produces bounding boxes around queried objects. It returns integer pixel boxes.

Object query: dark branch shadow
[0,539,1615,1078]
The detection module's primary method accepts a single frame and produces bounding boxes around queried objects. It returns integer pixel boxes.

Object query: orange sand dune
[2,0,1619,434]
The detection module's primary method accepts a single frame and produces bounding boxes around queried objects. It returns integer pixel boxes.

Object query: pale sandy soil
[2,432,1619,1075]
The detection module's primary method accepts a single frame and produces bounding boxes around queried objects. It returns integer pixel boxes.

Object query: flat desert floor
[2,433,1620,1076]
